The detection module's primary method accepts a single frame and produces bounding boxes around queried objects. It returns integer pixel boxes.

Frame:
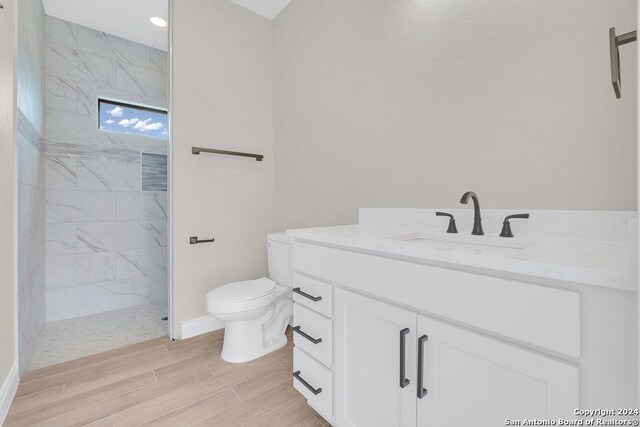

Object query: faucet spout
[460,191,484,235]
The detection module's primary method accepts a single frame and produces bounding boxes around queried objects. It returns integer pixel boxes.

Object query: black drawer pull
[293,326,323,344]
[293,287,322,302]
[417,335,428,399]
[400,328,410,388]
[293,370,322,395]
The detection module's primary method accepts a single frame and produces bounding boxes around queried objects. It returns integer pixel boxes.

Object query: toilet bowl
[206,233,294,363]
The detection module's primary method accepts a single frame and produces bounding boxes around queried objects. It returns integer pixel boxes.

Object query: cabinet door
[335,288,417,427]
[416,316,579,427]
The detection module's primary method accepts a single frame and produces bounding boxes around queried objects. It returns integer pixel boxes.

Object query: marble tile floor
[28,302,168,371]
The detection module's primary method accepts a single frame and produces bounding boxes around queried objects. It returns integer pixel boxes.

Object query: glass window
[98,99,167,139]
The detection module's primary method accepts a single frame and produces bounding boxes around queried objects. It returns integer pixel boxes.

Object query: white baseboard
[0,363,18,425]
[181,315,225,339]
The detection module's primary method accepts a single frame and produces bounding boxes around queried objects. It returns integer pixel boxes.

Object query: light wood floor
[6,328,330,426]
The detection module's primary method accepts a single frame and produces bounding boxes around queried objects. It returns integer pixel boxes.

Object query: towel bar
[610,27,637,99]
[192,147,264,161]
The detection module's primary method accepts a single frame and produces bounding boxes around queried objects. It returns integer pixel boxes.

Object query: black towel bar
[192,147,264,161]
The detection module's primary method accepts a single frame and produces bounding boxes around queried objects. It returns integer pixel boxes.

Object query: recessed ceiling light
[150,17,167,27]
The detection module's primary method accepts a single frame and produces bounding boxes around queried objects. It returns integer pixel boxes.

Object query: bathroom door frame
[167,0,175,340]
[5,0,19,373]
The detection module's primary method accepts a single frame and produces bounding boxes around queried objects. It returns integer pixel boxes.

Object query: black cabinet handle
[417,335,429,399]
[400,328,410,388]
[190,236,215,245]
[293,370,322,395]
[293,287,322,302]
[293,326,323,344]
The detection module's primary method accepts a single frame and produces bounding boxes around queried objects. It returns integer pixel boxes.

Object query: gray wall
[273,0,638,230]
[44,16,168,322]
[17,0,46,374]
[171,0,274,336]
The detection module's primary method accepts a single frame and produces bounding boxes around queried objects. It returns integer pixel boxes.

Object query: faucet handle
[500,214,530,238]
[436,212,458,234]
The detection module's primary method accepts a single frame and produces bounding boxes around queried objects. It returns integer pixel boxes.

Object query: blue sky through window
[99,100,168,139]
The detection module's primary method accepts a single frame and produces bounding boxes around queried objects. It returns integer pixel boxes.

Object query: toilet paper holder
[190,236,215,245]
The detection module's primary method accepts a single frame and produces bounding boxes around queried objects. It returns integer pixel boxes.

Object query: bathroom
[0,0,638,426]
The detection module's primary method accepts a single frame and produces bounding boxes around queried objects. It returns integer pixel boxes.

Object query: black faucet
[435,212,458,233]
[499,214,530,237]
[460,191,484,235]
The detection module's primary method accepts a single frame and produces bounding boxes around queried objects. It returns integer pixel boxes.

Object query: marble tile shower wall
[17,0,46,374]
[44,16,168,322]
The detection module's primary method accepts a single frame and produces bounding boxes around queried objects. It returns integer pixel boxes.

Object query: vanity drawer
[293,303,332,368]
[294,347,333,421]
[293,273,332,317]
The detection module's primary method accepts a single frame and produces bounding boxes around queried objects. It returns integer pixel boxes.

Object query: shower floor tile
[28,302,168,371]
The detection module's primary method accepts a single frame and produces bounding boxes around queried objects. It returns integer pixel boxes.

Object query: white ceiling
[42,0,169,51]
[227,0,292,20]
[42,0,292,52]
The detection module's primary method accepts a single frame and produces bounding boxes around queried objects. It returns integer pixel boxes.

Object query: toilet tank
[267,233,294,288]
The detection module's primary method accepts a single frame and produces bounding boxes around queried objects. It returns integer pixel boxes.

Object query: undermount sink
[390,232,534,250]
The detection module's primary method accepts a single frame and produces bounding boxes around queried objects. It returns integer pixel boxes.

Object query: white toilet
[206,233,294,363]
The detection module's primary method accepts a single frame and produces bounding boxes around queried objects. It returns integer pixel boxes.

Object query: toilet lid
[207,277,276,303]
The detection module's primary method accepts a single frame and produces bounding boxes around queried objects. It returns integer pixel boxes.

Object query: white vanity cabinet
[334,288,417,427]
[289,237,636,426]
[292,273,335,421]
[333,288,579,427]
[416,316,579,427]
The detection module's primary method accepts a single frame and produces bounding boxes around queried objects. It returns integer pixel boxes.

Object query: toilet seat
[207,277,276,314]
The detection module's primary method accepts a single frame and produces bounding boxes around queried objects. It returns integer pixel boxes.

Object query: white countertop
[287,224,637,291]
